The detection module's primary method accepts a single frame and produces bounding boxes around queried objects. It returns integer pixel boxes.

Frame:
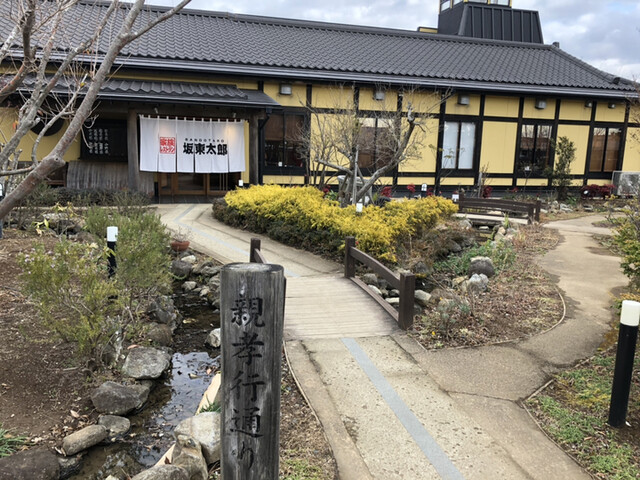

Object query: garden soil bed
[0,228,337,479]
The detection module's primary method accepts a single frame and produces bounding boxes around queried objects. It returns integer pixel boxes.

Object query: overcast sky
[150,0,640,80]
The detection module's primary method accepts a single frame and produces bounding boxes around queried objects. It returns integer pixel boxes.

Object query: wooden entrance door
[158,172,241,197]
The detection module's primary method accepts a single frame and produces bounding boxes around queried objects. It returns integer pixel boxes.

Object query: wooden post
[127,109,140,192]
[535,200,542,222]
[221,263,285,479]
[345,236,356,278]
[250,238,261,263]
[398,272,416,330]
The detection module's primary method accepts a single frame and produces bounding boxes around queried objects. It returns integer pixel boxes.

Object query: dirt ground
[0,227,337,479]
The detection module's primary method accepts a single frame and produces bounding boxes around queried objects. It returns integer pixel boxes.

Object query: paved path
[159,204,627,480]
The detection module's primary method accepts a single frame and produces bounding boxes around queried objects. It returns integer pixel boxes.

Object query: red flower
[407,183,416,194]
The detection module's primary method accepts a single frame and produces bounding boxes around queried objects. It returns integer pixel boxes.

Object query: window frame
[440,119,478,172]
[261,110,308,174]
[516,121,554,177]
[588,125,622,175]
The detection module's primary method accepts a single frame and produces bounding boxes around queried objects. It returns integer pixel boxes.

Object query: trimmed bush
[217,185,457,262]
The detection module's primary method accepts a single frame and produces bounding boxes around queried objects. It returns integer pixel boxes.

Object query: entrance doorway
[158,172,241,197]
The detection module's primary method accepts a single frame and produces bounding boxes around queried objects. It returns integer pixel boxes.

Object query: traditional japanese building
[0,0,637,198]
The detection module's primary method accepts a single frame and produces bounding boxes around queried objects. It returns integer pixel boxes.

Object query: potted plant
[170,227,192,252]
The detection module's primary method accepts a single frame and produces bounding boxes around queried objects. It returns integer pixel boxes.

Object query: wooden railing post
[221,263,286,479]
[398,272,415,330]
[250,238,261,263]
[345,236,356,278]
[535,200,542,222]
[527,204,534,224]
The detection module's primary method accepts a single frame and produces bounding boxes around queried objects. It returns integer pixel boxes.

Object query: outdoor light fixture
[373,89,386,101]
[535,98,547,110]
[609,102,617,109]
[279,83,292,95]
[584,100,593,108]
[457,94,470,106]
[356,202,364,214]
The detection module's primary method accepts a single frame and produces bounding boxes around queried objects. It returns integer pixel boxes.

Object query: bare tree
[299,85,444,206]
[0,0,191,226]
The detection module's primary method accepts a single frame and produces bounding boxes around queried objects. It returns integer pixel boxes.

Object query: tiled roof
[0,1,635,97]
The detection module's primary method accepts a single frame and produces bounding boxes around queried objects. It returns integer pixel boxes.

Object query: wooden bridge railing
[250,238,268,264]
[344,237,415,330]
[458,193,542,224]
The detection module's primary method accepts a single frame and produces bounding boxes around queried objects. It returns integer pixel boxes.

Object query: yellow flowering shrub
[221,185,457,263]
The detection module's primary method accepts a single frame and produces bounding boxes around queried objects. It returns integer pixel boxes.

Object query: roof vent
[613,77,621,85]
[552,42,560,48]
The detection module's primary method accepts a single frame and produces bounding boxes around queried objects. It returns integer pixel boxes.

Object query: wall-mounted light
[279,83,292,95]
[609,102,617,109]
[458,94,470,106]
[535,99,547,110]
[373,89,386,101]
[584,100,593,108]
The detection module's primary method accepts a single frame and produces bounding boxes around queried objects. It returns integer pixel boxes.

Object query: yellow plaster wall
[311,85,355,110]
[359,88,398,112]
[559,100,593,122]
[522,98,556,120]
[263,83,307,108]
[516,178,548,187]
[399,118,439,173]
[262,175,306,185]
[480,121,518,174]
[484,96,520,118]
[445,95,480,116]
[556,124,590,175]
[623,127,640,171]
[630,104,640,125]
[440,177,474,186]
[486,178,515,186]
[0,108,80,162]
[397,177,435,186]
[595,103,626,123]
[402,91,442,114]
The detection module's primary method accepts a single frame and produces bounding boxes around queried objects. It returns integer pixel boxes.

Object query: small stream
[68,296,220,479]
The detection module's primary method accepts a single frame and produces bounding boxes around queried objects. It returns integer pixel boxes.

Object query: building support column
[249,113,260,185]
[127,109,140,192]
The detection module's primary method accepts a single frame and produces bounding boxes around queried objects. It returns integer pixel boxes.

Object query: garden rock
[182,281,197,292]
[463,274,489,294]
[362,273,378,286]
[172,434,208,480]
[147,323,173,346]
[388,289,400,298]
[468,256,495,278]
[199,286,210,297]
[447,241,462,253]
[171,260,192,279]
[131,465,189,480]
[386,297,400,307]
[62,425,107,456]
[149,297,181,328]
[368,285,382,296]
[58,455,82,479]
[200,266,221,277]
[174,412,222,465]
[91,381,147,415]
[207,276,221,290]
[206,328,222,348]
[0,448,59,480]
[457,219,473,229]
[123,346,171,380]
[453,276,466,287]
[414,290,432,308]
[99,415,131,438]
[411,261,432,276]
[181,255,197,265]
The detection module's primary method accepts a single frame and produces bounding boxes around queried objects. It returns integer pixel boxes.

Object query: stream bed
[68,296,220,479]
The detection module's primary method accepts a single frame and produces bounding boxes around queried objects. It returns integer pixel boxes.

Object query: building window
[589,127,621,173]
[518,123,552,175]
[264,113,306,168]
[356,117,395,170]
[82,119,127,162]
[442,121,476,170]
[441,0,451,11]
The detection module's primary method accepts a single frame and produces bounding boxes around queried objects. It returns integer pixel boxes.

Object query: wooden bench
[457,193,541,225]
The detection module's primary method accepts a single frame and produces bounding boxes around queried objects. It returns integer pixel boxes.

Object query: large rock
[182,281,197,292]
[171,260,192,279]
[468,256,495,278]
[98,415,131,438]
[149,297,182,329]
[0,449,60,480]
[361,273,378,286]
[172,434,208,480]
[123,347,171,380]
[62,425,107,456]
[174,412,221,465]
[414,290,432,308]
[131,465,189,480]
[147,323,173,346]
[91,381,148,415]
[411,261,432,276]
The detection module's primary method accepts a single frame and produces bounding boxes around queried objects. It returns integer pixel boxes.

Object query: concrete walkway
[158,204,627,480]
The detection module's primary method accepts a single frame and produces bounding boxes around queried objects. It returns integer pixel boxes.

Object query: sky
[149,0,640,81]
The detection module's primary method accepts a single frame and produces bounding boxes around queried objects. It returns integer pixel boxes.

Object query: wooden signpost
[221,263,285,479]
